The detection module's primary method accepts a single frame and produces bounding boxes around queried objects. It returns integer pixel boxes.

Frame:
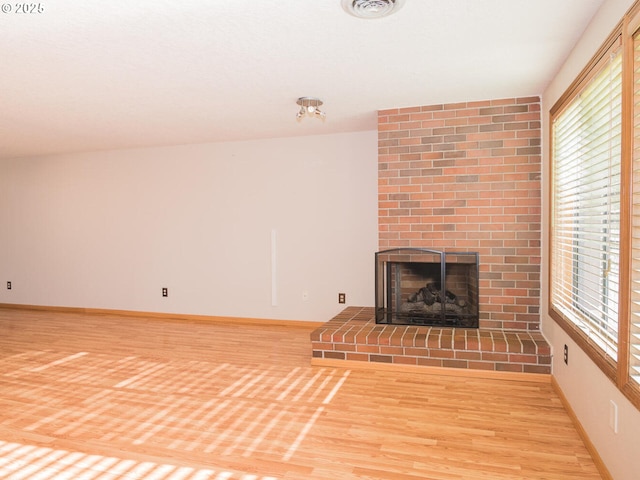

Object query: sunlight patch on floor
[0,440,278,480]
[2,350,352,466]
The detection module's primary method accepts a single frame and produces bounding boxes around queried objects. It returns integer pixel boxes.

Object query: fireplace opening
[375,248,479,327]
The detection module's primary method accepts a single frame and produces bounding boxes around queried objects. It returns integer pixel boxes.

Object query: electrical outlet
[338,293,346,304]
[302,291,309,301]
[563,344,568,365]
[162,287,168,297]
[6,281,11,290]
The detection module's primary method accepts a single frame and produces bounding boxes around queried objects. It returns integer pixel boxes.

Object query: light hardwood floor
[0,308,601,479]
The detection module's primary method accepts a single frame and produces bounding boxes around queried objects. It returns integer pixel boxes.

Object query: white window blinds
[551,47,622,362]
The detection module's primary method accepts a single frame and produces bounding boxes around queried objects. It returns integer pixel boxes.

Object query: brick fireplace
[311,96,550,375]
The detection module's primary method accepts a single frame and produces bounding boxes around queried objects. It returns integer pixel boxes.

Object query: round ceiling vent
[341,0,405,19]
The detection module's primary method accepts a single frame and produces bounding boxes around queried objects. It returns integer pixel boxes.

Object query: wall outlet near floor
[302,291,309,301]
[563,344,568,365]
[162,287,168,297]
[609,400,619,433]
[6,281,11,290]
[338,293,346,304]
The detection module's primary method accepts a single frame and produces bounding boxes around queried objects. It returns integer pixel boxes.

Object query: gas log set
[402,282,468,315]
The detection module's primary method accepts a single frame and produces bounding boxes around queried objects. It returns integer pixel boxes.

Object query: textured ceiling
[0,0,605,159]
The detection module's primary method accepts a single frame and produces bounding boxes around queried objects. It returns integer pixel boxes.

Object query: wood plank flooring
[0,308,601,479]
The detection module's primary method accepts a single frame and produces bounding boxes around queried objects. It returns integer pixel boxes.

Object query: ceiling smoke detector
[341,0,405,19]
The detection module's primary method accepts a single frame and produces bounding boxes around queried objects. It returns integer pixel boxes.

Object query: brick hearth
[311,307,551,374]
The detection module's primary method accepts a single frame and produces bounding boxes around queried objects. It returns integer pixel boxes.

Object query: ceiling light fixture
[296,97,326,121]
[341,0,405,19]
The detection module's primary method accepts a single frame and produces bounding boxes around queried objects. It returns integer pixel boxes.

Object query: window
[550,42,622,369]
[630,28,640,387]
[549,0,640,408]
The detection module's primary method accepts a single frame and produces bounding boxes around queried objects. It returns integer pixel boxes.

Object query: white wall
[0,130,378,322]
[542,0,640,478]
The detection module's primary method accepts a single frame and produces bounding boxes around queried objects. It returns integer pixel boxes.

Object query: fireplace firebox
[375,248,479,327]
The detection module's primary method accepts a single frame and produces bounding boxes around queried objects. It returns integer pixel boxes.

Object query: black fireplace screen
[375,248,479,327]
